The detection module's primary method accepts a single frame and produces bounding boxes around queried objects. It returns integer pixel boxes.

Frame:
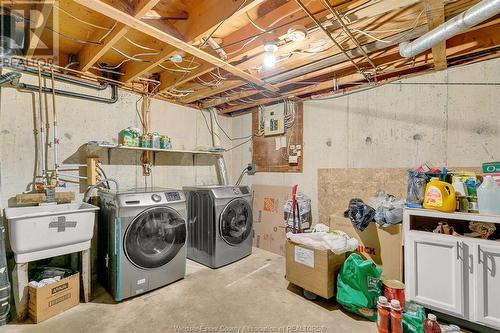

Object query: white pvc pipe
[399,0,500,58]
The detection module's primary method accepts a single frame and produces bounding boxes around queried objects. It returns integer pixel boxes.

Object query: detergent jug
[423,178,456,212]
[477,176,500,215]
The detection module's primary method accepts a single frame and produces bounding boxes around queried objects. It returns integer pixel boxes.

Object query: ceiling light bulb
[170,54,183,63]
[288,26,307,42]
[263,41,278,53]
[263,52,276,69]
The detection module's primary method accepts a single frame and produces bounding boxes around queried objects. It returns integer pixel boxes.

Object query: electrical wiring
[246,12,266,32]
[123,36,160,52]
[269,0,314,27]
[197,76,222,87]
[6,8,101,45]
[55,5,110,30]
[171,0,248,85]
[198,109,223,142]
[212,110,253,141]
[225,35,260,56]
[92,66,125,75]
[159,64,191,73]
[163,90,190,98]
[98,22,117,43]
[138,77,161,84]
[111,47,153,63]
[209,71,228,82]
[173,62,201,70]
[224,136,253,152]
[352,10,425,44]
[171,87,195,93]
[135,97,146,129]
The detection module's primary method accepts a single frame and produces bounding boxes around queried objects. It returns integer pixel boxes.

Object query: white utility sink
[5,202,99,263]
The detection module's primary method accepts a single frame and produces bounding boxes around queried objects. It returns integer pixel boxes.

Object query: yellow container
[423,178,457,212]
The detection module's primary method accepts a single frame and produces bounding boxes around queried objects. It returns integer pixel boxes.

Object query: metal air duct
[399,0,500,58]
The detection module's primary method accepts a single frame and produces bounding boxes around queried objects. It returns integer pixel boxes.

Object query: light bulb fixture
[288,26,307,42]
[263,52,276,69]
[263,41,278,53]
[169,54,183,63]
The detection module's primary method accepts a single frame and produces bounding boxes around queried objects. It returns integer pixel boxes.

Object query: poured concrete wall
[231,58,500,224]
[0,72,233,212]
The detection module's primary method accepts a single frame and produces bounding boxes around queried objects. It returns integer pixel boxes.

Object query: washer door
[219,198,253,245]
[124,206,186,269]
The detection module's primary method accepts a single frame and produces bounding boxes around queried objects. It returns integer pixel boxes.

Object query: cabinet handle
[478,244,483,264]
[457,241,462,260]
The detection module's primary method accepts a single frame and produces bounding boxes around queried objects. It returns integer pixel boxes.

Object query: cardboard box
[285,240,346,299]
[28,273,80,323]
[252,184,292,256]
[329,215,403,281]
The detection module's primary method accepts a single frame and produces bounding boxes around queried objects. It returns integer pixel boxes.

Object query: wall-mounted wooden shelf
[85,143,223,156]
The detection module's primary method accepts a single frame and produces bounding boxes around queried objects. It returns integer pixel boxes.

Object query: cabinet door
[406,233,466,317]
[475,243,500,330]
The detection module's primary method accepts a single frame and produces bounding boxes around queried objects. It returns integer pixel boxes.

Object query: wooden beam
[120,0,267,83]
[167,0,422,96]
[181,81,246,104]
[27,1,54,57]
[424,0,447,70]
[77,0,162,72]
[221,73,365,114]
[220,19,500,114]
[72,0,278,92]
[158,62,213,92]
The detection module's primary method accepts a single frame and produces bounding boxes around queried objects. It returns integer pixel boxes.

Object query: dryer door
[124,206,186,269]
[219,198,253,245]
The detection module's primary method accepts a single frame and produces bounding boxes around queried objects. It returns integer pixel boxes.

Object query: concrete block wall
[231,58,500,224]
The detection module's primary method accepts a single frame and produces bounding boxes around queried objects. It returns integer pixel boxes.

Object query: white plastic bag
[286,224,358,254]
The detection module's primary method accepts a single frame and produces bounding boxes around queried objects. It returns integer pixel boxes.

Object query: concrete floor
[5,248,376,333]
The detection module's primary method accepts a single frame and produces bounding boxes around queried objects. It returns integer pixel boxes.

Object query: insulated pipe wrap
[399,0,500,58]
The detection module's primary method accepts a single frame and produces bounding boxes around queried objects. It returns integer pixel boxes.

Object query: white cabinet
[475,243,500,329]
[404,209,500,331]
[406,233,466,317]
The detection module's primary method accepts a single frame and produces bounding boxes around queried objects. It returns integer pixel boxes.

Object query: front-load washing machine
[183,185,252,268]
[98,188,186,301]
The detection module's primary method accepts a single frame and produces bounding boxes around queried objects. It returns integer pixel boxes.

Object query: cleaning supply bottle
[477,176,500,215]
[423,178,457,212]
[390,299,403,333]
[377,296,391,333]
[424,314,442,333]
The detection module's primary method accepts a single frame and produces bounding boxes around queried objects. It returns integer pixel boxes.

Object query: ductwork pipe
[399,0,500,58]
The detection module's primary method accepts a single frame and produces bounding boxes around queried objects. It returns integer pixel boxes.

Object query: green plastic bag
[336,253,382,321]
[403,302,426,333]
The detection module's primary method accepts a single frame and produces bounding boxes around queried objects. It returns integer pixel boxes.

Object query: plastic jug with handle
[477,175,500,215]
[423,178,456,212]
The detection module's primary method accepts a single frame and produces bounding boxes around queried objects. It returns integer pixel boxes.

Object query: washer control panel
[151,194,162,202]
[165,191,182,202]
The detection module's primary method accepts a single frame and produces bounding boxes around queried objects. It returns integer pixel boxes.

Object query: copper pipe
[319,0,377,70]
[293,0,371,82]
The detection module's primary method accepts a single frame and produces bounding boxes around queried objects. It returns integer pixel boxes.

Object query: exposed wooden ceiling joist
[220,19,500,114]
[72,0,279,93]
[424,0,447,70]
[120,0,267,83]
[77,0,162,72]
[27,2,54,57]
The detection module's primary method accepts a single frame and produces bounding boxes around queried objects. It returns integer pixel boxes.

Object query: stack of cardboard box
[251,185,291,256]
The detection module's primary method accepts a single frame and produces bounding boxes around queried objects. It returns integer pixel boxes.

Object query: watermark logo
[0,0,59,64]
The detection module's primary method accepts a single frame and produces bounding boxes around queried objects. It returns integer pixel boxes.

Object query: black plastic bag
[344,199,375,231]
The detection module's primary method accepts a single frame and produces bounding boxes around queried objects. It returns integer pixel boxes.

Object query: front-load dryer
[98,188,186,301]
[183,185,253,268]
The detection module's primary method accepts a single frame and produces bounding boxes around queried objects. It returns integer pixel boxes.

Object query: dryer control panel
[211,186,252,199]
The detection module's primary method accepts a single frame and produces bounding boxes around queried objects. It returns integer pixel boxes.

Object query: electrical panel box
[263,107,285,136]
